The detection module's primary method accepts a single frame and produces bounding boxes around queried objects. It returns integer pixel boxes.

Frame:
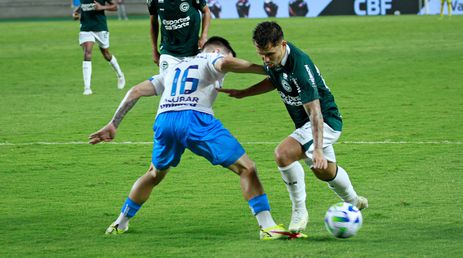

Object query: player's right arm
[150,15,161,66]
[147,0,160,65]
[217,78,275,99]
[89,81,159,145]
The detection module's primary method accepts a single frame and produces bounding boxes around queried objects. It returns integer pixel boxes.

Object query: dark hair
[203,36,237,57]
[252,21,284,48]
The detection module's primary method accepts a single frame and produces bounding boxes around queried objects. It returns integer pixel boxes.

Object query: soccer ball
[324,202,362,238]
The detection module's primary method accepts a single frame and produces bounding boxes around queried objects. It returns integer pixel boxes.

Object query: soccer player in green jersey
[147,0,211,75]
[219,21,368,234]
[74,0,125,95]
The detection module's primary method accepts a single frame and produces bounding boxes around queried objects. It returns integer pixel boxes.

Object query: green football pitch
[0,15,462,257]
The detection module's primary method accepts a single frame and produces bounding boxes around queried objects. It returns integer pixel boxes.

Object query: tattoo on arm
[111,98,139,128]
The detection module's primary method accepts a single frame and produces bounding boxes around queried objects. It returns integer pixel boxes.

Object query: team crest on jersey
[281,73,292,92]
[161,60,169,71]
[180,2,190,12]
[146,0,153,6]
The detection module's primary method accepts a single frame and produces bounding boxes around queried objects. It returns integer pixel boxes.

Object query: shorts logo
[161,61,169,71]
[180,2,190,12]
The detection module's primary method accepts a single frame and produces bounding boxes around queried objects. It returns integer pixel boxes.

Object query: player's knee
[83,50,92,60]
[240,161,257,177]
[274,148,292,167]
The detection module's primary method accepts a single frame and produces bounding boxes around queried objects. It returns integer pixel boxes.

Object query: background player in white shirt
[89,37,303,240]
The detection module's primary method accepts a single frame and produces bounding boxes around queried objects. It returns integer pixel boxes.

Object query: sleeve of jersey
[147,1,157,16]
[149,74,165,96]
[195,0,207,9]
[207,54,225,87]
[294,60,319,103]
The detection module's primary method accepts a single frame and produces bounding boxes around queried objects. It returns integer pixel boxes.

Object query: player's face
[255,41,286,68]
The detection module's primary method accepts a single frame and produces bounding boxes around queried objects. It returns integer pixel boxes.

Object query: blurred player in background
[117,0,128,20]
[148,0,211,75]
[219,21,368,235]
[74,0,125,95]
[264,0,278,17]
[440,0,452,17]
[236,0,250,18]
[289,0,308,17]
[71,0,80,16]
[90,37,301,240]
[208,0,222,18]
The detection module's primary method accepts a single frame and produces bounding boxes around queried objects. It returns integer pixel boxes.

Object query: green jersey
[147,0,206,57]
[265,42,343,131]
[79,0,112,32]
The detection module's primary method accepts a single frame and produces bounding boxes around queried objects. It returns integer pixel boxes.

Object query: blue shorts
[152,110,245,170]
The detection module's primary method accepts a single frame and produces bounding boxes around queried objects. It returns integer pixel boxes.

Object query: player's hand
[94,1,104,11]
[216,88,246,99]
[311,148,328,170]
[198,35,208,49]
[152,50,160,66]
[72,12,80,20]
[88,123,117,145]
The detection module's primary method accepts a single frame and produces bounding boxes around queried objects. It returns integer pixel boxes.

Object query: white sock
[255,210,277,229]
[327,166,358,204]
[82,61,92,89]
[278,162,307,211]
[109,55,123,78]
[114,213,130,230]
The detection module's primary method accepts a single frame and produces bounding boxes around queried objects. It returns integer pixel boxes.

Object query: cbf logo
[281,73,292,92]
[180,2,190,12]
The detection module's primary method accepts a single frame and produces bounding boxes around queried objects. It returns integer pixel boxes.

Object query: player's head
[252,21,286,68]
[202,36,237,57]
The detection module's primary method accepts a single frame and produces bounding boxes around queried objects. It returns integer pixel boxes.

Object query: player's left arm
[89,81,158,145]
[94,0,117,11]
[214,55,266,75]
[198,4,212,49]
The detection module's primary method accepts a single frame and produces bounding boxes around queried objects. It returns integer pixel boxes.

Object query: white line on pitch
[0,140,462,146]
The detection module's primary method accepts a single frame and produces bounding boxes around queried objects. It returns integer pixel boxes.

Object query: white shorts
[159,54,193,76]
[79,31,110,49]
[289,121,341,166]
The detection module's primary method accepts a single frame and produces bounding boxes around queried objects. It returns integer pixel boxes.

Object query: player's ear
[281,40,287,48]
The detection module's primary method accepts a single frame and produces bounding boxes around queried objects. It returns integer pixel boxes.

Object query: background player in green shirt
[147,0,211,75]
[219,21,368,235]
[74,0,125,95]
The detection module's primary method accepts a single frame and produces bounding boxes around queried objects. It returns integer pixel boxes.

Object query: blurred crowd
[208,0,309,19]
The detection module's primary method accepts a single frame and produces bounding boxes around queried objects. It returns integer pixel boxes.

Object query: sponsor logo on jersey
[304,64,317,89]
[159,96,199,109]
[278,91,302,106]
[180,2,190,12]
[81,3,96,11]
[162,16,191,30]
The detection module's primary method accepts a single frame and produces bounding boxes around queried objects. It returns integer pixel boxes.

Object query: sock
[278,162,307,211]
[448,2,452,16]
[255,210,277,229]
[248,194,276,229]
[114,197,141,229]
[327,166,358,204]
[109,55,123,78]
[82,61,92,89]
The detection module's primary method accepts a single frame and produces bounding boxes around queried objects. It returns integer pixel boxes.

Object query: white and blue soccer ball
[324,202,362,238]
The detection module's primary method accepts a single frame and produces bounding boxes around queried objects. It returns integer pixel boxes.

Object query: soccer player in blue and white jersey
[89,37,299,240]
